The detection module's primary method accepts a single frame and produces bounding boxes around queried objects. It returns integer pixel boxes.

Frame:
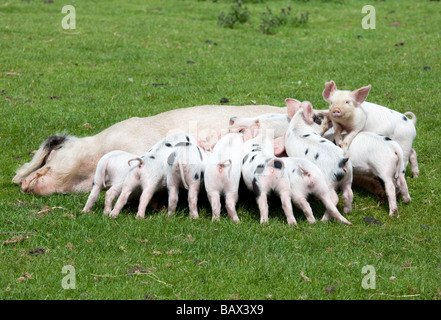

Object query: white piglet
[204,132,244,222]
[280,99,354,219]
[82,150,142,215]
[344,132,411,215]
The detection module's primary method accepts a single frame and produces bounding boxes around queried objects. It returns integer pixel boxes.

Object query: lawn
[1,0,441,301]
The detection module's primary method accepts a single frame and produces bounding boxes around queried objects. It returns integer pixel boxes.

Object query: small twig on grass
[370,292,420,298]
[90,272,171,287]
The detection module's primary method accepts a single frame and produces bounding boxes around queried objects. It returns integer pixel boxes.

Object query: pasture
[1,0,441,301]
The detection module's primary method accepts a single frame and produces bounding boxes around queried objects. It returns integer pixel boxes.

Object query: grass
[1,0,441,300]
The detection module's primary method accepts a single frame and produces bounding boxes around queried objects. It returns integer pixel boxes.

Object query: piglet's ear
[352,84,371,105]
[274,135,286,156]
[285,98,301,119]
[322,80,337,102]
[301,101,314,125]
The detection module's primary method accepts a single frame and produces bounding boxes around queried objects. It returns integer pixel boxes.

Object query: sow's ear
[285,98,301,119]
[322,80,337,102]
[352,84,371,105]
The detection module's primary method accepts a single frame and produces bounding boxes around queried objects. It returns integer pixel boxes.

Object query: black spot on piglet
[339,158,349,169]
[175,142,191,147]
[255,164,265,174]
[252,178,261,197]
[167,152,176,166]
[242,154,249,164]
[274,160,283,170]
[334,171,345,182]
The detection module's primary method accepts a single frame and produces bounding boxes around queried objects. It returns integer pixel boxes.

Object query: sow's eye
[345,100,350,104]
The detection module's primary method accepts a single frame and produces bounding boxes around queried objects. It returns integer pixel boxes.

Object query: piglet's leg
[280,192,297,226]
[319,194,351,225]
[383,178,398,216]
[225,192,240,223]
[187,183,200,219]
[109,189,131,219]
[104,187,120,215]
[397,173,411,203]
[292,195,315,224]
[256,193,269,224]
[409,148,419,178]
[136,185,157,220]
[208,191,221,222]
[321,188,339,222]
[82,184,102,213]
[167,184,179,217]
[341,181,353,214]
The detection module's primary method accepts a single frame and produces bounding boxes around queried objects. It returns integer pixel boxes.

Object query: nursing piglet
[109,134,192,219]
[82,150,141,215]
[204,132,244,222]
[340,132,411,215]
[241,128,296,225]
[281,99,354,218]
[282,157,351,225]
[166,136,207,219]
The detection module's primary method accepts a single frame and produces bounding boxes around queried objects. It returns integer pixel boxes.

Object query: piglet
[322,80,419,177]
[229,112,290,139]
[204,132,244,222]
[241,127,297,225]
[82,150,142,215]
[108,134,193,219]
[282,157,351,225]
[279,99,354,219]
[327,131,411,216]
[166,136,207,219]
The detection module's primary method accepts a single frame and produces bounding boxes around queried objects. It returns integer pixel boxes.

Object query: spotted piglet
[82,150,142,215]
[166,136,207,219]
[204,132,244,223]
[241,128,297,225]
[280,99,354,220]
[282,157,351,225]
[108,134,192,219]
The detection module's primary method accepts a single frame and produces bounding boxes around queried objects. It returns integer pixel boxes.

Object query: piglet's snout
[331,108,343,118]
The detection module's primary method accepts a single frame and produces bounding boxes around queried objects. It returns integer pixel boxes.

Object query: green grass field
[1,0,441,300]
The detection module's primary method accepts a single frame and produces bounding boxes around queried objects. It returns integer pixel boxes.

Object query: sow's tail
[12,135,68,184]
